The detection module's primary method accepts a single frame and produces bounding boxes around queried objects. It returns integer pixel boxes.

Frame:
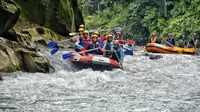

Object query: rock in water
[149,54,163,60]
[0,74,2,81]
[0,39,51,73]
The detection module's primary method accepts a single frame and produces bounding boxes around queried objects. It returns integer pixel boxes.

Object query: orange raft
[70,54,122,70]
[146,43,196,55]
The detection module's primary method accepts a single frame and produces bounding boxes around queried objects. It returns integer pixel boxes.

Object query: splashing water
[0,49,200,112]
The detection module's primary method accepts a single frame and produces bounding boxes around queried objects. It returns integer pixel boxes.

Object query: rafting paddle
[165,40,174,47]
[62,53,73,59]
[47,33,77,48]
[62,47,100,60]
[50,48,60,55]
[47,38,73,48]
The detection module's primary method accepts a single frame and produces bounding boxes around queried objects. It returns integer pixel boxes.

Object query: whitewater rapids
[0,50,200,112]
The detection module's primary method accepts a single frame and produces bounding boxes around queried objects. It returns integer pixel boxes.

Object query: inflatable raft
[146,43,196,55]
[70,53,122,70]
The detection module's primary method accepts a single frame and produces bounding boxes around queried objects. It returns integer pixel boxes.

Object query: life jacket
[112,46,123,62]
[98,37,104,47]
[150,37,157,43]
[124,44,134,55]
[88,42,101,54]
[189,38,197,47]
[114,36,124,44]
[75,39,87,52]
[81,37,90,42]
[104,41,113,51]
[100,36,107,42]
[167,39,174,45]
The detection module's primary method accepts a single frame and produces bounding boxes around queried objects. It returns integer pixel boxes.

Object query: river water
[0,50,200,112]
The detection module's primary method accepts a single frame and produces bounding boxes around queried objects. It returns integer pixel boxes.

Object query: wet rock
[149,54,163,60]
[0,74,2,81]
[0,39,51,73]
[0,43,20,72]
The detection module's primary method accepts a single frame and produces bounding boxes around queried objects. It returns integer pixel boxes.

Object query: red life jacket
[87,42,102,54]
[81,37,90,42]
[100,36,107,42]
[114,36,124,44]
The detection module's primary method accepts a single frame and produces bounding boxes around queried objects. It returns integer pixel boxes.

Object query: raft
[146,43,196,55]
[70,53,122,70]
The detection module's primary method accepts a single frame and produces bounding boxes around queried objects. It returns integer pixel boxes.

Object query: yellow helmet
[83,30,89,34]
[107,34,113,38]
[93,31,99,35]
[78,28,84,32]
[92,35,98,38]
[79,24,85,28]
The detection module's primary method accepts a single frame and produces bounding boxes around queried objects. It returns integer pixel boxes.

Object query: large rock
[12,22,63,48]
[0,38,51,73]
[14,0,84,36]
[0,0,20,37]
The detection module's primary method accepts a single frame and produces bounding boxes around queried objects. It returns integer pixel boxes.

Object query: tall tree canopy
[78,0,200,45]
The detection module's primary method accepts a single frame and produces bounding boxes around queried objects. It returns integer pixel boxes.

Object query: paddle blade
[62,53,73,59]
[69,32,77,36]
[51,48,59,55]
[47,42,58,48]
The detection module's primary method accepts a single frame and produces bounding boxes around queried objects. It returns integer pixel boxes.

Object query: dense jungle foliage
[78,0,200,45]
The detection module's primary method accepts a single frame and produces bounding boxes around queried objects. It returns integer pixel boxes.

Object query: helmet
[182,34,186,38]
[152,32,156,36]
[92,35,98,38]
[116,31,121,35]
[79,24,85,28]
[193,33,197,36]
[107,34,113,38]
[168,33,172,36]
[83,30,89,34]
[93,31,99,35]
[114,40,119,45]
[127,40,134,44]
[78,28,84,32]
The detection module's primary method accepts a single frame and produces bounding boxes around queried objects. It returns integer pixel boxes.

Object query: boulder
[0,42,20,72]
[12,23,63,48]
[0,39,51,73]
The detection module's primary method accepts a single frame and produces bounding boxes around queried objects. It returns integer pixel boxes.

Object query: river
[0,49,200,112]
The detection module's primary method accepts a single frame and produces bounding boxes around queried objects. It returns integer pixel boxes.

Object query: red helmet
[114,40,120,45]
[116,31,121,35]
[127,40,134,44]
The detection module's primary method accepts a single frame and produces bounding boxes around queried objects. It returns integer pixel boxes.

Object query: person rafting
[111,40,123,63]
[86,35,102,55]
[82,30,90,42]
[149,32,159,43]
[75,37,87,54]
[72,28,84,42]
[177,34,187,48]
[123,40,135,55]
[166,33,175,46]
[93,31,104,47]
[114,31,125,44]
[79,24,85,29]
[187,33,198,48]
[103,34,114,57]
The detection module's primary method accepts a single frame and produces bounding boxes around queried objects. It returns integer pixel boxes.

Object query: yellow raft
[146,43,196,55]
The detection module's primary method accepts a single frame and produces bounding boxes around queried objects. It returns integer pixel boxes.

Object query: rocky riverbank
[0,0,84,73]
